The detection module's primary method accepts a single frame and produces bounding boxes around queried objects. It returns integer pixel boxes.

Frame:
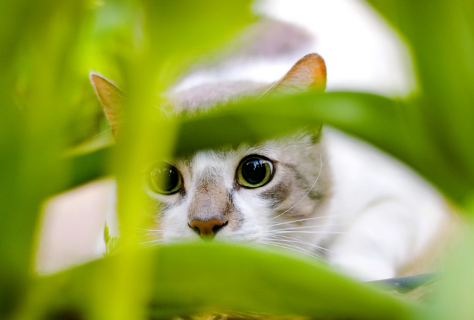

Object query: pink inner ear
[90,73,124,135]
[266,53,327,96]
[301,53,326,91]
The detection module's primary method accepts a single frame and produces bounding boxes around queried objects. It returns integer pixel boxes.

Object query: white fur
[323,128,449,279]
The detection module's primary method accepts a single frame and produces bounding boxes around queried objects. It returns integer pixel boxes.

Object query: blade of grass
[0,0,89,317]
[84,1,257,319]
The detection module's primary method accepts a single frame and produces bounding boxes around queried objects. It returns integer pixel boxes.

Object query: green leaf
[0,0,89,316]
[64,91,473,203]
[141,0,255,85]
[365,0,474,204]
[423,217,474,320]
[67,146,113,190]
[175,91,474,202]
[21,243,419,320]
[143,0,255,58]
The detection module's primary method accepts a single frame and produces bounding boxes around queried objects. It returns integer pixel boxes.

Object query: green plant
[1,0,473,319]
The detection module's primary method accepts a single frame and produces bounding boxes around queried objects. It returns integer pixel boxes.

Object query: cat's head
[90,54,331,247]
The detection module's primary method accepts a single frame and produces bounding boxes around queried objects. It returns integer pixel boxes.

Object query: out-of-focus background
[5,0,474,318]
[37,0,414,273]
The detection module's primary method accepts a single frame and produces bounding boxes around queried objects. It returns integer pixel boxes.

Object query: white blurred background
[256,0,414,95]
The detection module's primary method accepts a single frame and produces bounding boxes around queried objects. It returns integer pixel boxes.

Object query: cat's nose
[188,218,228,239]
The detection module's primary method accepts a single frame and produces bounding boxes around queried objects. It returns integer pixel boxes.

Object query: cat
[90,53,450,281]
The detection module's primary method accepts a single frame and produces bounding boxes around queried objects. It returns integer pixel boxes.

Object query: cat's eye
[237,156,274,188]
[148,163,182,195]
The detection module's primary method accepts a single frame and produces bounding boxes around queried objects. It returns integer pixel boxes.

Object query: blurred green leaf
[81,2,258,320]
[67,146,113,190]
[21,243,418,320]
[141,0,255,83]
[64,91,472,203]
[0,0,90,316]
[366,0,474,206]
[422,216,474,320]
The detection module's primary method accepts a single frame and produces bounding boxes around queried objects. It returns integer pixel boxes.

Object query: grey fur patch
[280,162,312,189]
[168,81,266,113]
[188,170,244,231]
[260,180,291,208]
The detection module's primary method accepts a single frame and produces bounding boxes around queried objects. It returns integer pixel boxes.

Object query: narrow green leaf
[0,0,90,316]
[67,147,113,189]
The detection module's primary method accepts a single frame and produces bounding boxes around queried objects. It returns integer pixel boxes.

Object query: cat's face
[91,53,330,246]
[144,131,328,245]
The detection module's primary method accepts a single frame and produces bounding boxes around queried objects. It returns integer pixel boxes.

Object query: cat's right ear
[90,72,125,137]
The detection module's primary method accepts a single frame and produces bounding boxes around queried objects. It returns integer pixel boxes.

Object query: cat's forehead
[173,131,316,171]
[175,142,277,169]
[167,81,267,113]
[165,81,320,172]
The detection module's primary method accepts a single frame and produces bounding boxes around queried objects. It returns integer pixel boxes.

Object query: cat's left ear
[90,72,125,137]
[263,53,326,96]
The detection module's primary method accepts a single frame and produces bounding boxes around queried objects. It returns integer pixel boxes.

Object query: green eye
[148,163,182,195]
[237,156,274,188]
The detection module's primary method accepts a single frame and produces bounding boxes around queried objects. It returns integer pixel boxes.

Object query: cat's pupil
[242,159,267,185]
[163,167,179,191]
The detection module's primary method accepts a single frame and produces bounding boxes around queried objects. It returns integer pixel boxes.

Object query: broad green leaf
[20,243,419,320]
[366,0,474,204]
[64,91,472,203]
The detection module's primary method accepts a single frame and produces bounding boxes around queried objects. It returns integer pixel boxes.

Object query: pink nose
[189,218,228,238]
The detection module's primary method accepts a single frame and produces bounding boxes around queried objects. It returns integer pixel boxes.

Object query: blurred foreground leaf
[66,91,472,203]
[0,0,89,315]
[20,243,418,320]
[365,0,474,205]
[84,2,257,320]
[421,215,474,320]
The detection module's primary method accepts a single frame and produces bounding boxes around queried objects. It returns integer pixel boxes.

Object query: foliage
[1,0,473,319]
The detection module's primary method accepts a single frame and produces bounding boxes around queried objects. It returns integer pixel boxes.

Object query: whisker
[139,239,165,247]
[268,213,349,227]
[92,125,125,139]
[92,128,113,138]
[139,233,154,238]
[267,235,334,253]
[261,230,345,235]
[270,224,347,232]
[257,240,325,261]
[137,228,164,233]
[224,230,345,240]
[137,228,164,239]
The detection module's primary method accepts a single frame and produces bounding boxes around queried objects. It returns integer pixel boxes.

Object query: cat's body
[321,128,448,279]
[91,53,450,281]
